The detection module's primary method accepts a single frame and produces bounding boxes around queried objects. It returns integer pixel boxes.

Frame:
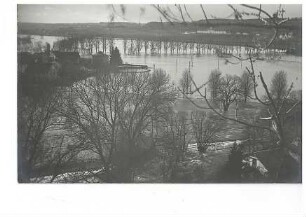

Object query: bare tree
[60,69,176,182]
[42,134,87,183]
[158,111,189,182]
[184,58,301,180]
[61,73,127,182]
[179,69,193,96]
[270,70,288,106]
[208,69,222,102]
[117,70,176,181]
[243,60,299,149]
[191,111,220,153]
[18,86,84,183]
[218,74,240,112]
[106,4,300,182]
[18,90,58,182]
[239,71,253,103]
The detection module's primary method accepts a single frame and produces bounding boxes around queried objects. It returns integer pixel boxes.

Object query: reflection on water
[18,34,302,96]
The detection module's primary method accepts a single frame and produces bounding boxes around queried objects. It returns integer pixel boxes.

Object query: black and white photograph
[16,4,302,184]
[1,1,305,216]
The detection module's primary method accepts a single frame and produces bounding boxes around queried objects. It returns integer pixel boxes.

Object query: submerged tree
[208,69,222,102]
[218,74,240,112]
[239,71,253,103]
[179,69,193,96]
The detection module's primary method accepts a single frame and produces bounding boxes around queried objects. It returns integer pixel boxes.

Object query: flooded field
[18,34,302,97]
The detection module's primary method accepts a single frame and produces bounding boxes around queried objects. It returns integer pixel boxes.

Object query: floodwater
[122,54,301,96]
[18,35,302,96]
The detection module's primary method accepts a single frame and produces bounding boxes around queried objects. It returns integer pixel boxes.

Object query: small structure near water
[117,64,150,73]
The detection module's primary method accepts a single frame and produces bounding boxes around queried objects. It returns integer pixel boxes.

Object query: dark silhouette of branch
[183,5,194,22]
[152,5,181,24]
[110,5,129,22]
[175,4,186,23]
[228,4,243,20]
[241,4,274,21]
[286,101,301,114]
[258,4,262,19]
[244,56,270,106]
[200,4,209,24]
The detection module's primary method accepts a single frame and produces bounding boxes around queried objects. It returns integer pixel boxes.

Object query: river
[18,34,302,96]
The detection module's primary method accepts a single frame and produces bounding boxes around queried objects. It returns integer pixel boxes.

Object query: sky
[17,4,302,24]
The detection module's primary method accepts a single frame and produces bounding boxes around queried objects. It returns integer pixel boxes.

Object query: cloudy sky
[18,4,302,23]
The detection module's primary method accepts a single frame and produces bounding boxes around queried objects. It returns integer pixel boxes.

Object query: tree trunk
[223,102,230,112]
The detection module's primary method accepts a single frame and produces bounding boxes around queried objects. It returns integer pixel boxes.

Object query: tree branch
[200,4,209,24]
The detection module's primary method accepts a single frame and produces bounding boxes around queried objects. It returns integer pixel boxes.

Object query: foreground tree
[158,111,189,182]
[187,62,301,181]
[109,4,301,182]
[18,90,58,182]
[18,86,83,183]
[62,69,176,182]
[191,111,220,153]
[245,65,297,149]
[62,73,126,182]
[117,70,177,181]
[218,74,240,112]
[239,71,253,103]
